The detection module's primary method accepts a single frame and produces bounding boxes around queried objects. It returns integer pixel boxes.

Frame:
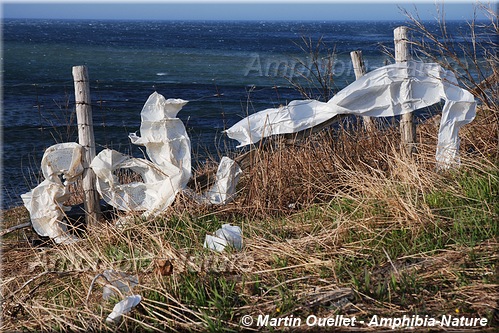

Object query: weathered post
[73,65,101,226]
[394,26,417,157]
[350,50,374,132]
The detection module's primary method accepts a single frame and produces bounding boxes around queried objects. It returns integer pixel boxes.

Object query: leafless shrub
[284,36,337,102]
[401,3,498,111]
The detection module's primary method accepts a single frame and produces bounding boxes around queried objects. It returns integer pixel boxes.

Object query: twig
[0,221,31,237]
[470,72,499,97]
[85,273,104,305]
[383,247,399,276]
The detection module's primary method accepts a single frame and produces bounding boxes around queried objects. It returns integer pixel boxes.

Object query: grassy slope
[1,110,498,332]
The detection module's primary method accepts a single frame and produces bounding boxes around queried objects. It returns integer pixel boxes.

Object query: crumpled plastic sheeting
[204,224,243,252]
[185,156,242,205]
[226,61,477,167]
[21,142,84,244]
[92,92,242,215]
[91,92,191,216]
[205,157,242,205]
[128,92,191,181]
[22,93,242,238]
[91,149,184,213]
[102,270,139,300]
[106,295,142,324]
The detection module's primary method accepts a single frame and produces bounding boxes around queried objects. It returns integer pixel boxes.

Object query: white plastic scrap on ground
[226,61,477,168]
[106,295,142,324]
[102,270,139,300]
[88,270,141,324]
[21,142,84,244]
[204,224,243,252]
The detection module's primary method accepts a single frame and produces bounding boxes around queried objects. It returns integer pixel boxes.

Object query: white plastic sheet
[91,92,242,215]
[185,156,242,205]
[226,61,477,167]
[106,295,142,324]
[91,148,184,213]
[204,224,243,252]
[205,157,242,205]
[91,92,191,216]
[128,93,191,181]
[21,142,84,244]
[102,270,139,301]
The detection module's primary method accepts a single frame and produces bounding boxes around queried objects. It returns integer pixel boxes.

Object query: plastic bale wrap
[226,61,476,168]
[91,149,183,213]
[21,142,84,244]
[91,92,191,216]
[128,92,191,181]
[21,92,243,238]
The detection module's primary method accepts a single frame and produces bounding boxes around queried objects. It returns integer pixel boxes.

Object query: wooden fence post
[350,50,374,132]
[73,65,101,226]
[394,26,417,158]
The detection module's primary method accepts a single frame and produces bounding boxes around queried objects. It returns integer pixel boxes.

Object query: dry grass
[1,109,498,332]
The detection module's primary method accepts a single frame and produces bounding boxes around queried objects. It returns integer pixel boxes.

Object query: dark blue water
[2,19,481,208]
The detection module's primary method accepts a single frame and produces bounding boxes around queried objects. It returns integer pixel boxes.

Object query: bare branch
[0,221,31,237]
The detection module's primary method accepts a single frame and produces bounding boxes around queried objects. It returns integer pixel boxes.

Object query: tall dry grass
[2,107,497,331]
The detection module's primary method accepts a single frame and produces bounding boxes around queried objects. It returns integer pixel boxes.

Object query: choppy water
[2,19,479,208]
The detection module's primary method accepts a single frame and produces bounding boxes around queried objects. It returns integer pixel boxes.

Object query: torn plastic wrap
[204,224,243,252]
[102,270,139,300]
[185,156,242,205]
[91,92,241,215]
[106,295,142,324]
[128,92,191,183]
[21,143,84,244]
[205,157,242,205]
[91,92,191,216]
[91,149,184,213]
[226,61,477,168]
[87,270,141,324]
